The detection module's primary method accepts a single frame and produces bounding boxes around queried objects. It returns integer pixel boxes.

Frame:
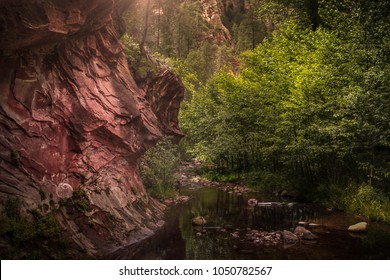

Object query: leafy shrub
[315,183,346,208]
[140,137,180,199]
[120,33,159,81]
[0,197,65,259]
[243,170,290,192]
[343,183,390,223]
[203,170,238,183]
[121,33,141,61]
[4,197,22,219]
[59,188,90,213]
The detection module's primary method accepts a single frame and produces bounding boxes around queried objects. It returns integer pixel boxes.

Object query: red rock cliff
[0,0,183,256]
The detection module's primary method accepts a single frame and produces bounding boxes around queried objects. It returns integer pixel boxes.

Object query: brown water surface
[109,188,390,259]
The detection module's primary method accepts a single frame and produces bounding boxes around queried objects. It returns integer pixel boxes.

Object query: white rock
[348,222,368,232]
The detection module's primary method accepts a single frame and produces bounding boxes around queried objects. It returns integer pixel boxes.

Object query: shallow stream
[110,187,390,259]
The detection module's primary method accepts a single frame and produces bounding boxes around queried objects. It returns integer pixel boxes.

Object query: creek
[109,187,390,259]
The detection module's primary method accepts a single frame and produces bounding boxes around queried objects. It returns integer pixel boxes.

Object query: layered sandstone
[0,0,183,257]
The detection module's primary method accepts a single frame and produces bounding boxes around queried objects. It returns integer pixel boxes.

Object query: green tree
[180,0,390,205]
[140,137,180,199]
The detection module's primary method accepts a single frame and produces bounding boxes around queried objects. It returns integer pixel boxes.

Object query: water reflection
[180,188,322,231]
[110,188,390,259]
[178,188,325,259]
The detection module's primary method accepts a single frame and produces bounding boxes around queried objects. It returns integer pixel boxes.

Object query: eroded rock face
[200,0,253,44]
[201,0,232,43]
[0,0,183,257]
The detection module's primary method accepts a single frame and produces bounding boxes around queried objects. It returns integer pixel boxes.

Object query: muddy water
[110,188,390,259]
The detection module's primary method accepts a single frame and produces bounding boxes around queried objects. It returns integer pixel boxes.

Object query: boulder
[294,226,309,236]
[247,198,258,206]
[348,222,368,233]
[293,226,318,240]
[282,230,298,243]
[192,216,207,226]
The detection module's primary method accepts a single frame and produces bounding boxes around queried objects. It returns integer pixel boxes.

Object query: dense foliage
[179,1,390,219]
[0,198,67,259]
[123,0,390,221]
[140,137,180,199]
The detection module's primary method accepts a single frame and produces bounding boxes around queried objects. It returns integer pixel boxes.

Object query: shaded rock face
[200,0,252,44]
[201,0,232,43]
[0,0,184,256]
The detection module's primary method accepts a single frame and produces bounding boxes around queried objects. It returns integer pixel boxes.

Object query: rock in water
[248,198,258,206]
[348,222,368,232]
[0,0,184,258]
[294,226,309,236]
[192,216,207,226]
[282,230,298,243]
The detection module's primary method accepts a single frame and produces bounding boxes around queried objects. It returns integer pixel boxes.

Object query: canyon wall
[0,0,183,257]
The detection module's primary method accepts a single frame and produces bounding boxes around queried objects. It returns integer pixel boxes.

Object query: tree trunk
[140,0,151,52]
